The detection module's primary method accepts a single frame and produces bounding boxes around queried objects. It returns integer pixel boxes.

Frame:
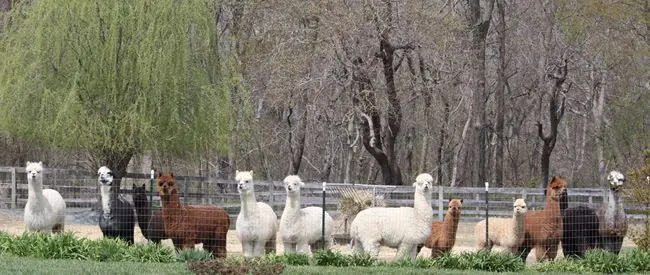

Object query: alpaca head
[97,166,115,186]
[157,172,176,197]
[547,176,568,201]
[607,170,625,191]
[235,170,255,195]
[447,199,463,216]
[132,183,147,202]
[513,198,527,216]
[413,173,433,194]
[25,161,43,180]
[283,175,304,194]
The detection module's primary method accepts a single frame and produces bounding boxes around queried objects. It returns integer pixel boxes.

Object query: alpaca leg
[351,238,364,254]
[265,237,277,254]
[397,244,415,260]
[253,241,267,257]
[296,242,311,255]
[283,242,296,254]
[362,240,380,258]
[242,241,255,257]
[534,245,551,262]
[52,223,64,234]
[430,247,443,258]
[611,236,625,254]
[545,243,559,260]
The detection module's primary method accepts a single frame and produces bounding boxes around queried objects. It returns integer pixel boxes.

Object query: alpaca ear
[235,170,239,174]
[26,161,31,166]
[170,173,175,178]
[38,161,42,166]
[249,170,254,176]
[460,198,464,204]
[158,172,163,178]
[300,181,305,187]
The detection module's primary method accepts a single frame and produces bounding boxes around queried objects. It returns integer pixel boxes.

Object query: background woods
[0,0,648,188]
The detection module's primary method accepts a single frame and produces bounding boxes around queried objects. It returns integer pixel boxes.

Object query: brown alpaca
[157,173,231,257]
[421,199,463,258]
[518,176,567,262]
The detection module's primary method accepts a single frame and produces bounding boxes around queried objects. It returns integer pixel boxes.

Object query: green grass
[0,255,189,275]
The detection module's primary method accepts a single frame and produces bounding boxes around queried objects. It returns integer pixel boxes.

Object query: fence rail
[0,166,647,224]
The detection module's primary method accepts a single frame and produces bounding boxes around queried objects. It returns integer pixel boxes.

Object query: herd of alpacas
[21,161,630,262]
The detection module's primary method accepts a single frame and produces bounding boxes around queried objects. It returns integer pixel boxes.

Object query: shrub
[626,150,650,250]
[347,252,378,266]
[533,258,590,273]
[261,252,310,266]
[125,243,176,263]
[85,237,128,261]
[313,250,351,266]
[430,252,462,269]
[456,251,525,272]
[187,258,285,275]
[621,248,650,272]
[176,249,214,263]
[582,249,631,274]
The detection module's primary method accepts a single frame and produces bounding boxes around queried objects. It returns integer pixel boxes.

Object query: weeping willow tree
[0,0,231,177]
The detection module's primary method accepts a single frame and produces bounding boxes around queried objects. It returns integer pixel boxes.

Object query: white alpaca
[235,170,278,257]
[475,198,528,254]
[349,173,434,259]
[23,161,66,233]
[279,175,333,255]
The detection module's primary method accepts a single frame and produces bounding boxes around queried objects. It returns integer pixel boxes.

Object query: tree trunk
[494,0,506,186]
[463,0,494,187]
[539,59,569,191]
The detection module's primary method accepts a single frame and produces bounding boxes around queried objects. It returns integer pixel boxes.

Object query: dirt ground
[0,214,638,265]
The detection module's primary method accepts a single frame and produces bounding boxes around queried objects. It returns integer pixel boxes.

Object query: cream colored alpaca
[475,198,528,254]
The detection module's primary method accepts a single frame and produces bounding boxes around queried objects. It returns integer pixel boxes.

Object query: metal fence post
[10,167,16,209]
[149,169,155,210]
[485,182,490,248]
[322,182,326,248]
[438,186,444,220]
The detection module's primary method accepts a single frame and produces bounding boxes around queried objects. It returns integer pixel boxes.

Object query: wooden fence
[0,166,647,224]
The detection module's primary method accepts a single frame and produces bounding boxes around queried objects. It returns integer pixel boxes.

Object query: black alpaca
[561,190,600,258]
[133,183,165,244]
[98,166,136,244]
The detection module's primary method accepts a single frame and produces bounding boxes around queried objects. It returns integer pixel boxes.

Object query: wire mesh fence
[0,166,647,260]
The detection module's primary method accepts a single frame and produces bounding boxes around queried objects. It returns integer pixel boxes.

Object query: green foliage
[176,249,214,263]
[621,248,650,272]
[0,231,175,263]
[627,150,650,250]
[532,258,589,273]
[455,251,525,272]
[313,250,352,267]
[430,252,462,269]
[582,249,631,274]
[0,0,233,159]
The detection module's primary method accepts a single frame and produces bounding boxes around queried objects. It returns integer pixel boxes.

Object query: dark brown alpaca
[157,173,231,257]
[132,184,165,244]
[518,176,567,262]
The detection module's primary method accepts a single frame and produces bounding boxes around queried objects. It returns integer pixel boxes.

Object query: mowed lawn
[0,255,562,275]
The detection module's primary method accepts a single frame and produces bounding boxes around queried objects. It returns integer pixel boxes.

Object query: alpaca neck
[513,213,526,239]
[27,176,44,198]
[606,189,625,222]
[443,212,460,241]
[413,190,433,217]
[543,194,561,223]
[283,192,301,217]
[161,191,183,217]
[100,185,117,215]
[240,192,259,218]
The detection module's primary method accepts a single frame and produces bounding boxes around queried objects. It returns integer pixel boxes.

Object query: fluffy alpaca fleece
[475,198,528,254]
[518,176,567,262]
[235,170,278,257]
[133,183,165,244]
[350,173,434,259]
[97,166,136,244]
[23,161,66,233]
[561,204,599,258]
[158,173,231,257]
[595,170,628,254]
[279,175,333,255]
[420,199,463,258]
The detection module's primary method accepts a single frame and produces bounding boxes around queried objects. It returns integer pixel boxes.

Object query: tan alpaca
[475,198,528,254]
[519,176,567,262]
[422,199,463,258]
